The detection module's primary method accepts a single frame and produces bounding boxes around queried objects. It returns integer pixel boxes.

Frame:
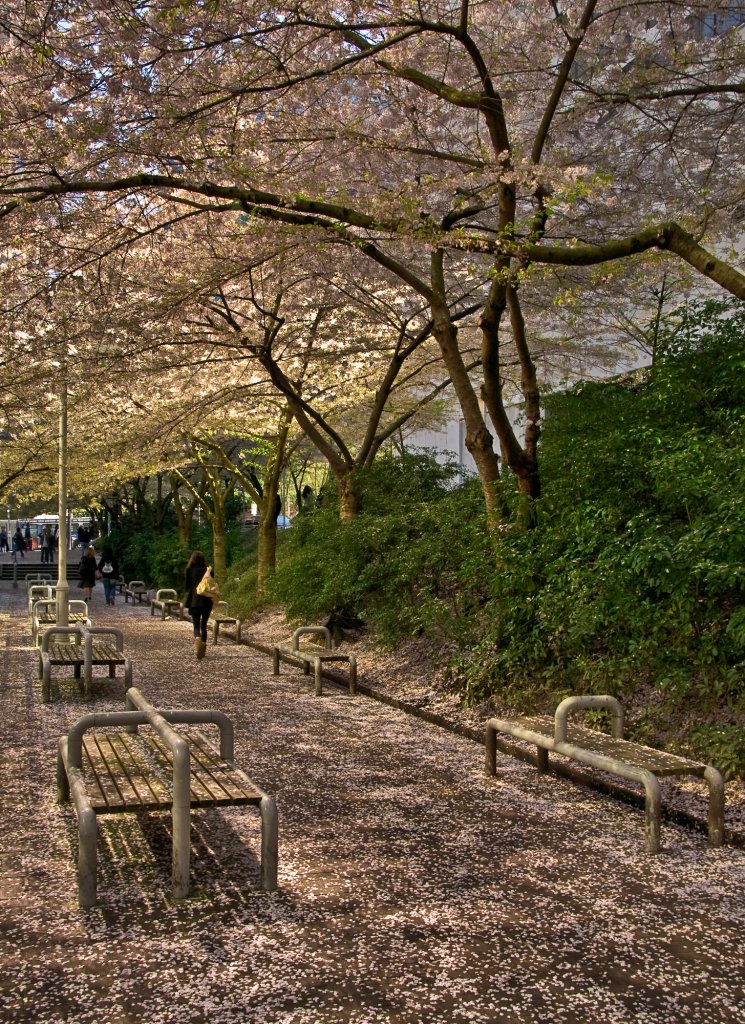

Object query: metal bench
[25,573,55,591]
[272,626,357,696]
[124,580,149,604]
[56,687,278,907]
[210,601,242,645]
[28,583,55,618]
[32,598,91,645]
[39,624,133,702]
[150,588,184,621]
[485,695,725,854]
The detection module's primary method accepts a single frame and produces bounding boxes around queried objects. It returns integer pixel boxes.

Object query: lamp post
[56,370,69,626]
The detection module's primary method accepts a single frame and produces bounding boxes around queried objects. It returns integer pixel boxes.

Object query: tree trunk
[211,507,227,582]
[429,269,502,529]
[255,411,292,594]
[337,470,360,521]
[257,510,278,595]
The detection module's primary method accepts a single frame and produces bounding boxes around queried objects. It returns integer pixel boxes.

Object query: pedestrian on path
[184,550,213,660]
[12,526,25,559]
[97,546,120,605]
[0,528,7,553]
[78,545,98,601]
[40,525,52,563]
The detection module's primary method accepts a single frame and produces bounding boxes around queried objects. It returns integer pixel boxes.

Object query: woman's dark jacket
[79,554,98,587]
[185,561,213,611]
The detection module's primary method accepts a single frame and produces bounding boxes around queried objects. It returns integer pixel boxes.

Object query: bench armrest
[554,695,624,744]
[291,625,332,651]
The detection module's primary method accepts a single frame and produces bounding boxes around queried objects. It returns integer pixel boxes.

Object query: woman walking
[79,545,98,601]
[184,550,214,660]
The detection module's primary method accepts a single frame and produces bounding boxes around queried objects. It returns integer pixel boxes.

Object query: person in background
[0,528,7,553]
[24,523,32,551]
[97,546,120,605]
[12,526,26,559]
[184,549,213,660]
[79,544,98,601]
[40,525,52,564]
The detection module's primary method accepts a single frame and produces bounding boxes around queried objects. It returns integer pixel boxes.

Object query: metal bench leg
[272,647,280,675]
[641,771,662,854]
[348,655,357,694]
[536,747,549,773]
[260,795,279,891]
[314,657,323,696]
[56,743,70,803]
[42,659,52,703]
[705,765,725,847]
[124,660,132,687]
[485,724,497,776]
[171,742,191,900]
[78,806,98,908]
[235,621,242,644]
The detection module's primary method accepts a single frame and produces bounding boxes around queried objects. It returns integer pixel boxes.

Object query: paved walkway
[1,580,744,1024]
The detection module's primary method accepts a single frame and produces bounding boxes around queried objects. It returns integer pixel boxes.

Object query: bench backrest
[28,585,54,615]
[85,625,125,653]
[42,624,85,651]
[26,574,54,590]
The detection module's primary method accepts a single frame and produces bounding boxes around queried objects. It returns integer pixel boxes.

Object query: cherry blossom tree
[0,1,743,528]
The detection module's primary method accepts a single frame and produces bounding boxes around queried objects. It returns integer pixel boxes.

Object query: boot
[196,638,207,660]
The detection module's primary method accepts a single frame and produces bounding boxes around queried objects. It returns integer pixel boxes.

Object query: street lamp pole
[56,372,69,626]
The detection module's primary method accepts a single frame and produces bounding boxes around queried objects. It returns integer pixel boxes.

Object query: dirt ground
[1,577,744,1024]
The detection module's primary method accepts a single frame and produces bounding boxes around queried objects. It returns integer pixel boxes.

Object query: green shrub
[268,452,490,643]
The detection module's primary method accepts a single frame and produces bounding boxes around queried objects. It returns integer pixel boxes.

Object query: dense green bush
[449,300,745,773]
[268,451,491,643]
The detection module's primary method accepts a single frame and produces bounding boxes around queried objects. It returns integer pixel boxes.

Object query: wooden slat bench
[32,598,91,645]
[56,687,278,907]
[40,625,133,702]
[485,694,725,854]
[272,626,357,696]
[210,601,242,645]
[150,588,184,621]
[124,580,149,604]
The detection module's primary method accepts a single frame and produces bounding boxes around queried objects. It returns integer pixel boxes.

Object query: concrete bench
[150,588,185,621]
[124,580,148,604]
[272,626,357,696]
[211,601,242,645]
[32,598,91,645]
[39,625,133,702]
[56,687,278,907]
[485,695,725,854]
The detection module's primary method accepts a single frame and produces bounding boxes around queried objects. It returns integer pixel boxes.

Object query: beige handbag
[196,565,220,601]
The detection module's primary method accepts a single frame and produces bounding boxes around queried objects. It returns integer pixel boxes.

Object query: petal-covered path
[0,581,743,1024]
